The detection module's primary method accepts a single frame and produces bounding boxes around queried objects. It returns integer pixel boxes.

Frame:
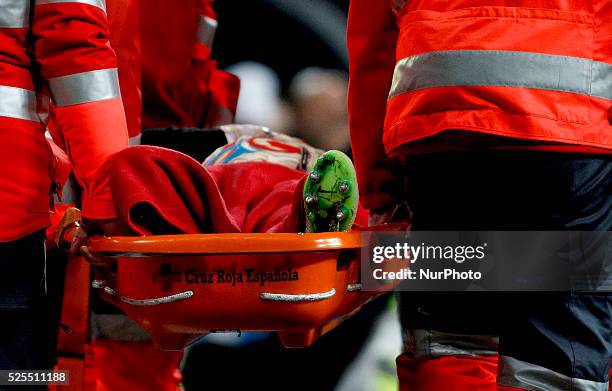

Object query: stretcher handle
[63,228,363,256]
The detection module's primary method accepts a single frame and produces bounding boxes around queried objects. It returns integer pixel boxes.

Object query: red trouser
[84,340,182,391]
[397,355,612,390]
[397,354,498,391]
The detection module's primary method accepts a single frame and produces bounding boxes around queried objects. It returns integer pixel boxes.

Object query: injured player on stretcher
[76,128,367,246]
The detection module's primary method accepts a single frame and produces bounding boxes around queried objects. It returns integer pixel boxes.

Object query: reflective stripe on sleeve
[591,61,612,101]
[0,0,30,28]
[35,0,106,13]
[0,85,38,122]
[129,134,141,146]
[498,355,610,391]
[196,15,217,49]
[389,50,612,100]
[48,68,120,107]
[403,329,498,358]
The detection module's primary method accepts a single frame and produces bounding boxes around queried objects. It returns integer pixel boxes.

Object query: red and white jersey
[0,0,128,241]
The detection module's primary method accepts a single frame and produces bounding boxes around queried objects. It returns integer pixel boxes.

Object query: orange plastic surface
[88,231,363,255]
[65,224,405,349]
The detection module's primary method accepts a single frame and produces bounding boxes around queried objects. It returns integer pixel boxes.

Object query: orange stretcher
[58,208,406,352]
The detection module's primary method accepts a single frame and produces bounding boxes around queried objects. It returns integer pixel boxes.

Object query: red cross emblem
[152,263,182,292]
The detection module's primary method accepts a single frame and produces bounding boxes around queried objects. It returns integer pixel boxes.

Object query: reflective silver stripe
[403,329,498,358]
[592,61,612,100]
[129,134,141,146]
[35,0,106,13]
[0,85,38,122]
[390,50,612,100]
[196,15,217,49]
[0,0,30,28]
[499,355,609,391]
[48,68,120,107]
[37,93,50,125]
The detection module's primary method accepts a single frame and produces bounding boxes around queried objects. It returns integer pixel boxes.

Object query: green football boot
[303,150,358,233]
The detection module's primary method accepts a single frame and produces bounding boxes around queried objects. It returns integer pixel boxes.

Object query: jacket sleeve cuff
[81,194,118,220]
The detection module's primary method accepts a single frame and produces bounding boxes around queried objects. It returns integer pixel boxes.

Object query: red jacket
[106,0,239,141]
[347,0,612,211]
[141,0,239,129]
[0,0,129,241]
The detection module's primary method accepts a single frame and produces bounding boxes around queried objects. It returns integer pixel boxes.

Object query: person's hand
[70,218,132,261]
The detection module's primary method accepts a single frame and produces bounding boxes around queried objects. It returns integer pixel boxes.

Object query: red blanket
[106,146,306,235]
